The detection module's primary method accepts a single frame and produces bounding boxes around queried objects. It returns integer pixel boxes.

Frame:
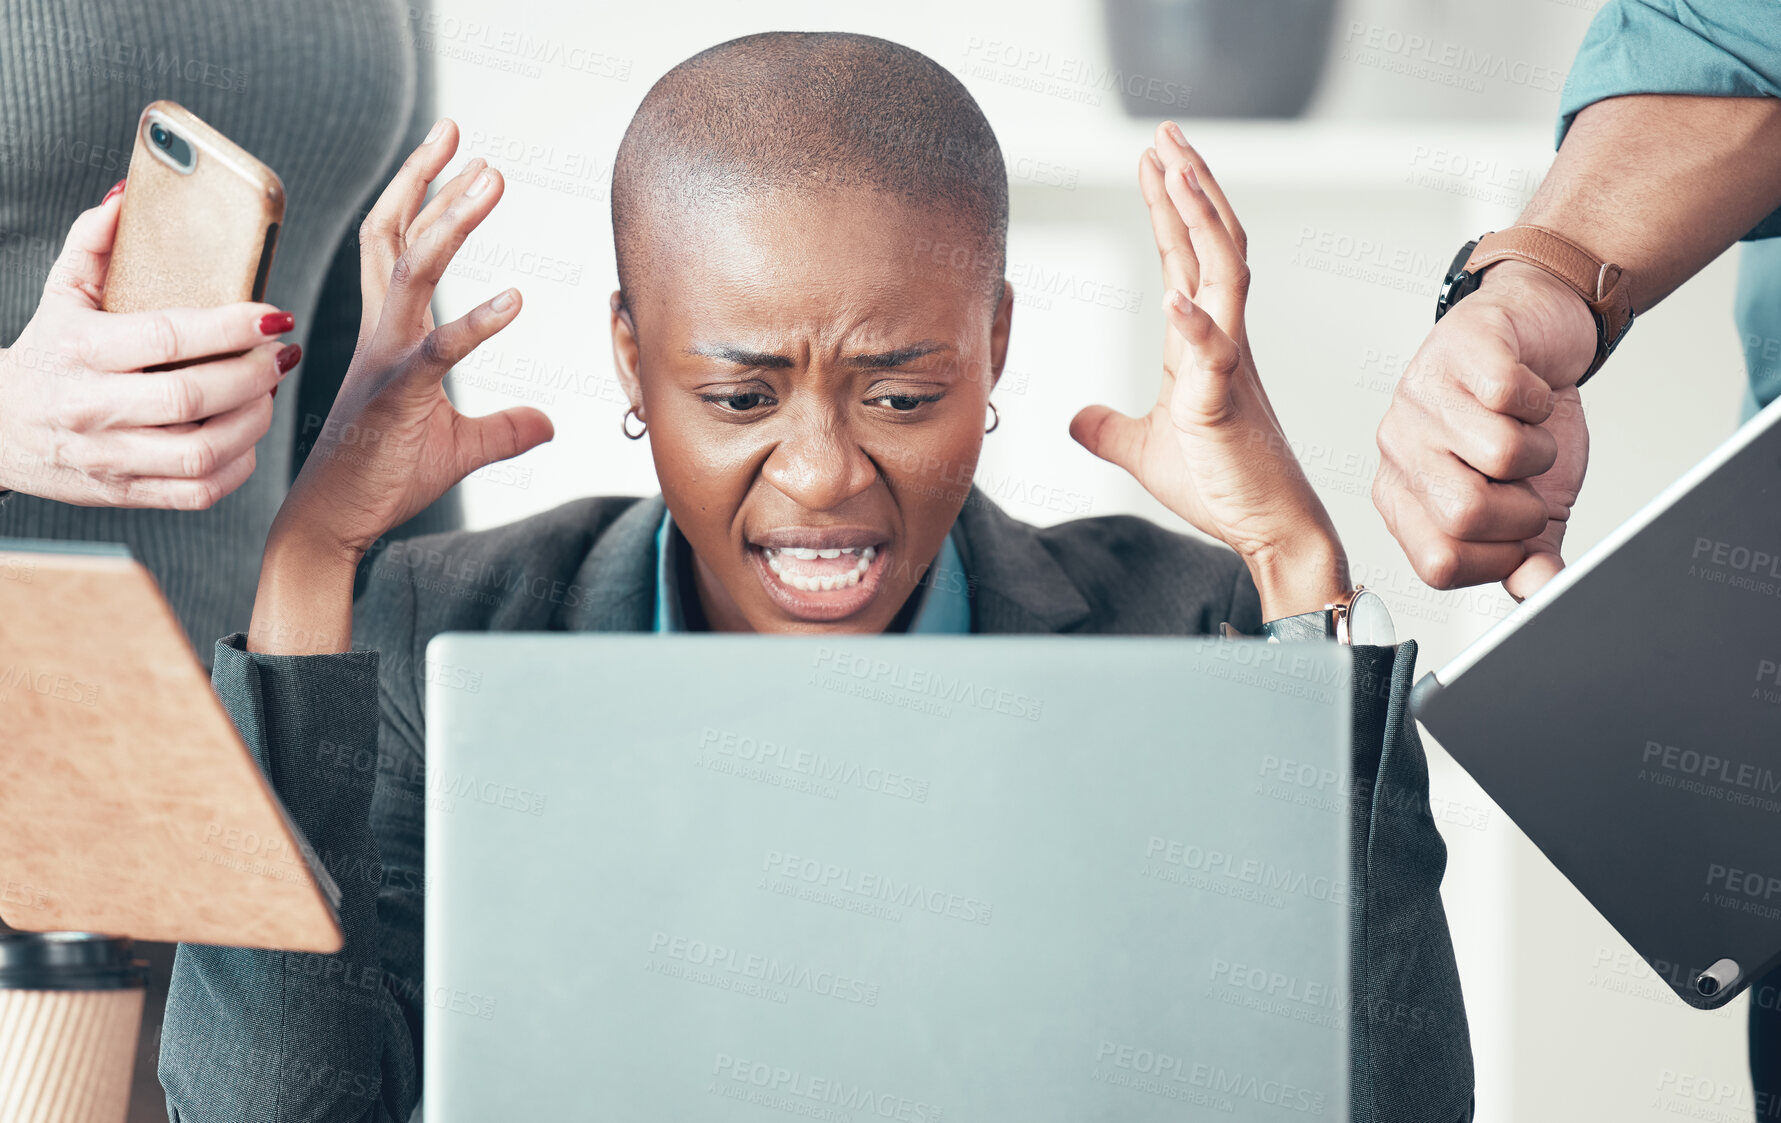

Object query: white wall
[429,1,1760,1117]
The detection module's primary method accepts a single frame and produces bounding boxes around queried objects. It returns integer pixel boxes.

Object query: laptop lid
[424,635,1352,1120]
[1414,396,1781,1009]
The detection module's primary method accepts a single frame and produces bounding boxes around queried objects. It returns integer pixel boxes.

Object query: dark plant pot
[1102,0,1336,119]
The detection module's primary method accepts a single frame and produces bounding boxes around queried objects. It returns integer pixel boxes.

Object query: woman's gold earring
[622,406,647,440]
[984,402,1000,434]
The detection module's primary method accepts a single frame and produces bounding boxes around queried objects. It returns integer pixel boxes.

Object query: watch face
[1342,590,1396,647]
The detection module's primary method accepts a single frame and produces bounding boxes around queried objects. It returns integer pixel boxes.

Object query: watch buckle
[1594,262,1623,302]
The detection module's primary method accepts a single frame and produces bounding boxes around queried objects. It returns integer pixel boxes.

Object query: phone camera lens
[145,121,194,171]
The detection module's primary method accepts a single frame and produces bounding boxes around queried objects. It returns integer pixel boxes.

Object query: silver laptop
[424,635,1352,1120]
[1415,395,1781,1009]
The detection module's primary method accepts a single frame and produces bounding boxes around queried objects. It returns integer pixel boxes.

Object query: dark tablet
[1414,398,1781,1010]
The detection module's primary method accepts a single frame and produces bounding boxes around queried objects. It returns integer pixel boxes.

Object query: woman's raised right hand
[268,119,553,568]
[0,182,299,508]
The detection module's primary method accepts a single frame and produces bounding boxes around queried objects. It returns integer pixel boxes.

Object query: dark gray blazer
[160,489,1474,1123]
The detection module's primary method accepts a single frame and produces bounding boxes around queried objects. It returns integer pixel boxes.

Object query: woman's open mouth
[748,534,891,621]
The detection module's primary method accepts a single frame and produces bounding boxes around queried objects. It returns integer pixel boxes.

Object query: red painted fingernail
[275,344,302,373]
[102,179,125,202]
[270,385,278,399]
[259,312,295,336]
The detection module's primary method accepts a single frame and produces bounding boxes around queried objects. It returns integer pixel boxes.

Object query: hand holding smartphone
[103,101,285,315]
[0,101,299,509]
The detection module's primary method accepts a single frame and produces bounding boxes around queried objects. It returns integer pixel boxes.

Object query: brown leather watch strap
[1463,224,1634,384]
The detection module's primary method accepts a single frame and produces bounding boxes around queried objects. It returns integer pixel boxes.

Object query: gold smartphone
[101,101,285,314]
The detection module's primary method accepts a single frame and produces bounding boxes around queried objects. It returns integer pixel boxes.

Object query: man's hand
[1373,261,1595,599]
[1375,93,1781,601]
[1073,122,1347,621]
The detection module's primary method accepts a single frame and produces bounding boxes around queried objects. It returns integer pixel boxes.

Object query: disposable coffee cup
[0,931,148,1123]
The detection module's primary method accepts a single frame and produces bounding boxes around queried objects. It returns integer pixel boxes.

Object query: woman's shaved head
[611,31,1009,312]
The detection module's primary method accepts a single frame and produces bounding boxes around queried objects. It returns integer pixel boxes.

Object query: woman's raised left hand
[1070,121,1348,620]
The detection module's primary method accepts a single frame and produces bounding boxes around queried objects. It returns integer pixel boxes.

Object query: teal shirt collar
[652,511,970,633]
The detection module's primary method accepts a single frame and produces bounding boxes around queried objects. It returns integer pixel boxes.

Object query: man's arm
[1374,94,1781,596]
[1377,0,1781,595]
[1523,93,1781,313]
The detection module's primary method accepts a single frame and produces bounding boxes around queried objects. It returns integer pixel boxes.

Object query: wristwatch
[1258,586,1396,645]
[1435,224,1634,386]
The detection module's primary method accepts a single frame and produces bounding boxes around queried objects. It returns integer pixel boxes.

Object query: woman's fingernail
[259,311,295,336]
[275,343,302,373]
[102,179,126,203]
[425,118,446,144]
[1184,164,1202,192]
[270,385,279,399]
[490,289,517,313]
[1167,121,1187,146]
[1144,148,1163,172]
[465,170,494,199]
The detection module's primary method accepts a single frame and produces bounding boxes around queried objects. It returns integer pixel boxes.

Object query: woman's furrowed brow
[846,342,951,369]
[683,342,953,369]
[686,344,795,368]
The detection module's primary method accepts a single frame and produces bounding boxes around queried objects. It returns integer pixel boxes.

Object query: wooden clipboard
[0,538,343,953]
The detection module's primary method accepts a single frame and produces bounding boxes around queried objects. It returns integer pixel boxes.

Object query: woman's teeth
[762,545,877,592]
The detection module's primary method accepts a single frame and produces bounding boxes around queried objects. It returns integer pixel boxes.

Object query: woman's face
[611,189,1012,634]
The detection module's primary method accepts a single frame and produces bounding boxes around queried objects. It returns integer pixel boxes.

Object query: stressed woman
[162,33,1473,1123]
